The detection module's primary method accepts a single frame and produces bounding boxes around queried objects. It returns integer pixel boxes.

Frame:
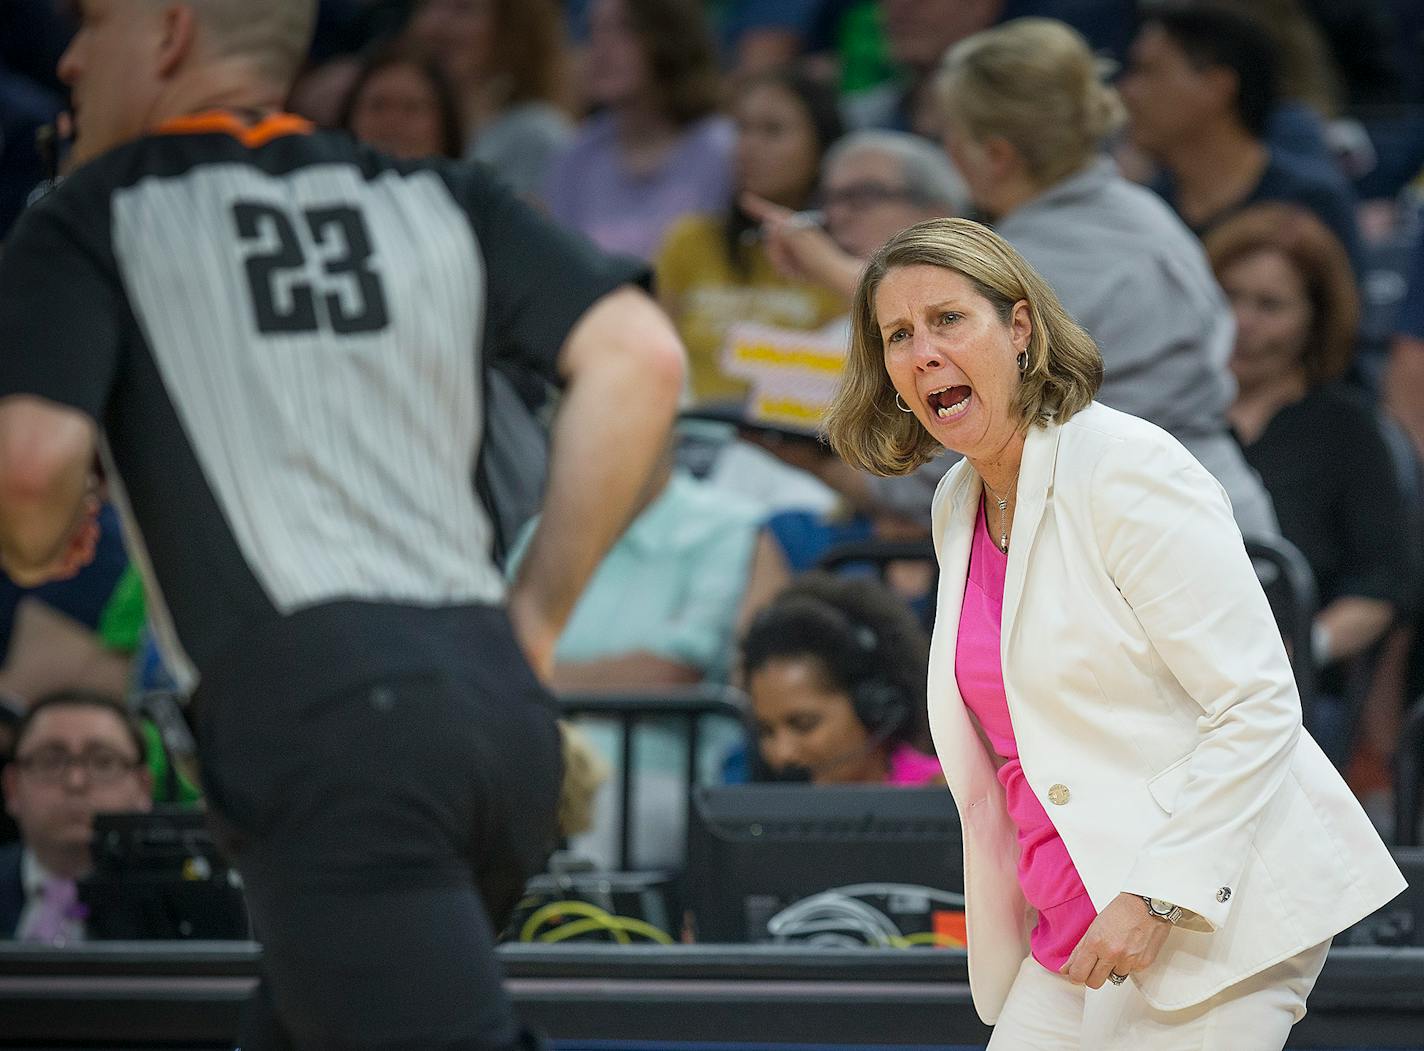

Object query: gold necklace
[982,474,1018,553]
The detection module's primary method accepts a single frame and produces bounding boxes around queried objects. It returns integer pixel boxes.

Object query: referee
[0,2,684,1048]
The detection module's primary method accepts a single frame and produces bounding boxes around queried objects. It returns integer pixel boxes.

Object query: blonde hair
[825,218,1103,476]
[179,0,317,85]
[935,17,1123,189]
[556,721,609,839]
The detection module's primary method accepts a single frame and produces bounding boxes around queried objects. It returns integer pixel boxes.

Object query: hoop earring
[1016,351,1028,373]
[894,392,914,413]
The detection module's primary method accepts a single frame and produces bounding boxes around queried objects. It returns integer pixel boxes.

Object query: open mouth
[925,384,972,420]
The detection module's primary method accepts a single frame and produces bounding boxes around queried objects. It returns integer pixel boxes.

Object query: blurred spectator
[1214,0,1341,119]
[741,573,938,785]
[1207,204,1413,762]
[507,444,788,690]
[1,692,152,944]
[1119,5,1362,271]
[718,0,827,80]
[934,17,1278,538]
[545,0,733,259]
[287,54,365,127]
[657,68,846,402]
[1204,0,1360,190]
[338,49,465,159]
[802,0,897,101]
[839,0,1138,134]
[543,0,729,260]
[405,0,572,197]
[847,0,1005,136]
[746,129,970,304]
[733,132,968,530]
[821,132,971,258]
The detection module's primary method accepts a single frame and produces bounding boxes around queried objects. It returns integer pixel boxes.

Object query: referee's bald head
[163,0,317,85]
[58,0,319,167]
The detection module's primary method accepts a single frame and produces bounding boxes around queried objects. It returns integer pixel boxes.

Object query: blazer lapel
[999,420,1064,649]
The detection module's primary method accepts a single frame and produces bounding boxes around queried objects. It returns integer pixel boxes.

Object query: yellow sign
[720,321,849,432]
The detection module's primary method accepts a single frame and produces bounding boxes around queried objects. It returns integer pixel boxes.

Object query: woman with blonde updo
[933,17,1278,541]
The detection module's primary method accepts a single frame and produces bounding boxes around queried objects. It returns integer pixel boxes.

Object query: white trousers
[986,939,1331,1051]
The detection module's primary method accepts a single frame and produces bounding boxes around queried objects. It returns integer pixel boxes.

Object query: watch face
[1149,899,1171,914]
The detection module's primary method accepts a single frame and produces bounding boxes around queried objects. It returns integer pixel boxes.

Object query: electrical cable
[519,899,673,945]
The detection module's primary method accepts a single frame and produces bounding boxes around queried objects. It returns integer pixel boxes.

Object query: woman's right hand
[740,192,861,298]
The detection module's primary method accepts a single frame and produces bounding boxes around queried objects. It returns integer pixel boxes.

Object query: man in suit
[1,692,151,942]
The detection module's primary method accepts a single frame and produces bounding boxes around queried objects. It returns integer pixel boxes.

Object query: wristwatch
[1140,896,1184,925]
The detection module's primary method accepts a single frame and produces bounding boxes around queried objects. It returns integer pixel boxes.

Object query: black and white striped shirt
[0,111,645,692]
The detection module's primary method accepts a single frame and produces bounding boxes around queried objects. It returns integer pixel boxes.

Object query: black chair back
[1245,535,1321,734]
[558,686,747,871]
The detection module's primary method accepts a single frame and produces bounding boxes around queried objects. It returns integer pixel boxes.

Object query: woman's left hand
[1059,892,1172,989]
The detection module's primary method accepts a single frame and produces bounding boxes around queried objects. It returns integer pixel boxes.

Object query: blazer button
[1216,886,1232,903]
[1048,784,1070,805]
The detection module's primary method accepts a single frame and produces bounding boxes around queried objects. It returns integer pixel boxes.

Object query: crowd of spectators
[2,0,1424,943]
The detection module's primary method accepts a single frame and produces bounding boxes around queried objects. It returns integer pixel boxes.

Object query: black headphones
[845,623,912,740]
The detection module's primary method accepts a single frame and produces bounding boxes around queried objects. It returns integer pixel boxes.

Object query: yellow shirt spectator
[657,214,848,402]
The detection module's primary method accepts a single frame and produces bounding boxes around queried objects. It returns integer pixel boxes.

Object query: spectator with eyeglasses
[0,691,152,943]
[744,129,971,306]
[734,131,969,531]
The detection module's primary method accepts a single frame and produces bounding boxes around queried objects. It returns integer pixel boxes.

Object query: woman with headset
[741,573,941,785]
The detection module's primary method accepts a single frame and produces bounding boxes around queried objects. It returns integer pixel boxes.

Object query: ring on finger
[1108,971,1128,986]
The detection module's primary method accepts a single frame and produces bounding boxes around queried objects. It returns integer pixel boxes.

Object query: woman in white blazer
[823,217,1405,1050]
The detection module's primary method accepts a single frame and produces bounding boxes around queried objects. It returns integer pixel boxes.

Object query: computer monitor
[684,784,965,945]
[79,808,249,940]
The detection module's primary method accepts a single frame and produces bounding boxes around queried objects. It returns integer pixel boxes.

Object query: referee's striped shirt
[0,111,646,694]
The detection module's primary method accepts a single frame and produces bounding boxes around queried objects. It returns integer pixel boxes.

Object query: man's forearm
[1315,596,1395,665]
[551,652,703,693]
[510,290,685,656]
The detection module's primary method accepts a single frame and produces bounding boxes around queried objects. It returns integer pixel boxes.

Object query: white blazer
[926,402,1405,1024]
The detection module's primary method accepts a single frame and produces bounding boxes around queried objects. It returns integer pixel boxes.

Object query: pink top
[887,743,943,785]
[955,501,1097,972]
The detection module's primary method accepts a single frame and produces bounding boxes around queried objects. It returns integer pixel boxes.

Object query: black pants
[195,604,563,1050]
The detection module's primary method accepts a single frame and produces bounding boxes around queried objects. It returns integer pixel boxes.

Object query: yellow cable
[541,914,673,945]
[538,917,628,944]
[520,900,620,943]
[598,915,674,945]
[520,899,676,945]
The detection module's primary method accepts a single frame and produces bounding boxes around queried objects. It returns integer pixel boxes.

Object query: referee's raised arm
[507,284,686,682]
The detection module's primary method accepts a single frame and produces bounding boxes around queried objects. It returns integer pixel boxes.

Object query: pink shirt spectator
[955,501,1097,972]
[887,742,943,785]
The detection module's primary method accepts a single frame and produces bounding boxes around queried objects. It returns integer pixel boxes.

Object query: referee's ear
[156,3,200,80]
